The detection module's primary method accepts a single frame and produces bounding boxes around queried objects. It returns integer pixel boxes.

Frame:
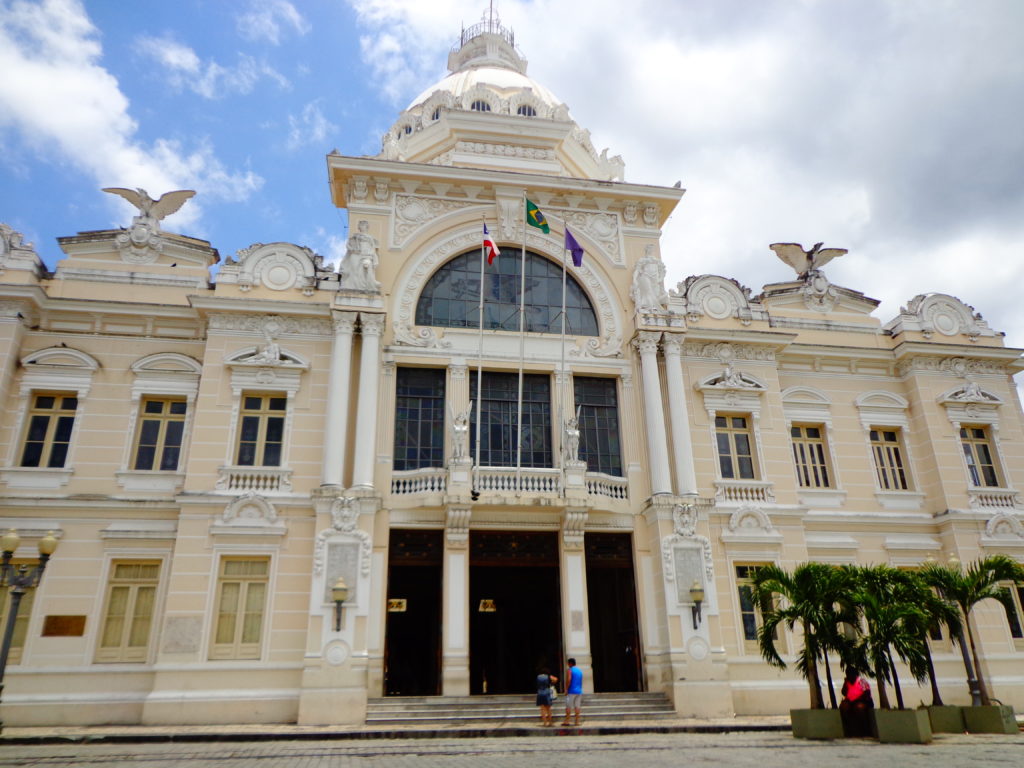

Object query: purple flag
[565,227,584,267]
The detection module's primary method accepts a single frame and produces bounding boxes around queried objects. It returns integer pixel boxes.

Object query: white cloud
[347,0,1024,360]
[237,0,310,45]
[0,0,263,229]
[135,35,290,99]
[287,100,337,150]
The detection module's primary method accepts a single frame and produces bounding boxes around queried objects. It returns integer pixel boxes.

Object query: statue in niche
[953,378,986,401]
[720,364,754,389]
[451,408,470,461]
[630,246,669,313]
[242,327,283,364]
[339,220,382,292]
[563,416,581,463]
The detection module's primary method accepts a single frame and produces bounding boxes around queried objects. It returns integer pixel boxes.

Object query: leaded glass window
[469,372,551,467]
[393,368,446,470]
[574,376,622,476]
[415,250,599,336]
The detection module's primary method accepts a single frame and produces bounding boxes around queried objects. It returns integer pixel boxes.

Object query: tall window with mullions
[393,368,446,470]
[573,376,622,476]
[470,371,551,467]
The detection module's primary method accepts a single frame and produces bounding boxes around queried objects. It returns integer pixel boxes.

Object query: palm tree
[920,554,1024,706]
[903,570,961,707]
[749,562,859,709]
[847,565,931,710]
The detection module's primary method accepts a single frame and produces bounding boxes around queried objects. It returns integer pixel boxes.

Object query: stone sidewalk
[0,715,791,744]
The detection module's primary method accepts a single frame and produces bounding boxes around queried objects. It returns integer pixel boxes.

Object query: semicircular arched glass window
[415,250,599,336]
[470,100,492,112]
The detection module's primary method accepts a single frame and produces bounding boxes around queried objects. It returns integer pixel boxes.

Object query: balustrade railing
[714,479,775,504]
[968,487,1021,509]
[216,466,292,494]
[585,472,629,500]
[391,468,448,495]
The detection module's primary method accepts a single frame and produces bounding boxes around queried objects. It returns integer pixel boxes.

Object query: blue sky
[2,0,1024,367]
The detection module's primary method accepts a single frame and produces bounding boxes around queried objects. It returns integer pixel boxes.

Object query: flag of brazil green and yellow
[525,199,549,233]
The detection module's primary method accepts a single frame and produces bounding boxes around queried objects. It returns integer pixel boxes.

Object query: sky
[2,0,1023,375]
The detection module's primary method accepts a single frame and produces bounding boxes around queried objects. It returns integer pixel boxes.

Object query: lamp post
[0,528,58,734]
[331,576,349,632]
[689,580,705,630]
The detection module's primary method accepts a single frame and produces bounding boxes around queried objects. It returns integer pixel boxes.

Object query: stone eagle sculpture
[102,187,196,226]
[770,241,847,279]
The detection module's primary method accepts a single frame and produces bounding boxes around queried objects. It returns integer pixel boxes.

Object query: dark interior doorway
[585,532,643,692]
[469,531,562,694]
[384,529,442,696]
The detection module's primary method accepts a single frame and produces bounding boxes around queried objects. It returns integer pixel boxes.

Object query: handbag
[549,685,558,702]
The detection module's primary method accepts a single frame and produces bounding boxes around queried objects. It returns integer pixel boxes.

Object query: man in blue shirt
[561,657,584,725]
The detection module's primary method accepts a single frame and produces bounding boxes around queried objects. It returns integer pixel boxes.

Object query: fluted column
[661,334,698,497]
[634,331,672,496]
[321,311,357,487]
[351,312,385,489]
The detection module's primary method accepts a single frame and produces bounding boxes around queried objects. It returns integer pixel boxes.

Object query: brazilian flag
[525,199,550,234]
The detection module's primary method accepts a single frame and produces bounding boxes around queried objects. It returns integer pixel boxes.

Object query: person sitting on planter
[840,666,874,737]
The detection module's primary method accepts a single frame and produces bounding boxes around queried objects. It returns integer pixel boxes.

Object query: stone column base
[670,679,734,718]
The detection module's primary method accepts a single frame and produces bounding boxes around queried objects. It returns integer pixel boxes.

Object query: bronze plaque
[42,615,86,637]
[478,598,497,613]
[387,598,407,612]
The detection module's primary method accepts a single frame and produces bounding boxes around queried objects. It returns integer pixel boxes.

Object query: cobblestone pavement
[1,731,1021,768]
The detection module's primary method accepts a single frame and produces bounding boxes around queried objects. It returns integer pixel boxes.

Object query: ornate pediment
[886,293,996,340]
[219,242,327,294]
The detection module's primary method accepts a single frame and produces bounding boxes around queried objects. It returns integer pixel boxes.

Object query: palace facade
[1,20,1023,726]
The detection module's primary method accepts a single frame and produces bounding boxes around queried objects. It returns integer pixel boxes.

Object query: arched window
[403,124,412,135]
[416,250,599,336]
[431,108,441,121]
[516,104,537,117]
[470,100,492,112]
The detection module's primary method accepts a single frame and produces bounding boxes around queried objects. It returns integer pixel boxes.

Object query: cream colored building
[2,21,1023,727]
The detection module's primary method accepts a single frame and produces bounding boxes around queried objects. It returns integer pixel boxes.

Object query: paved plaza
[1,731,1021,768]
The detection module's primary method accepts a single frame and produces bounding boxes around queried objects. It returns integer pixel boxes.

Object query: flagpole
[559,229,568,492]
[475,217,486,495]
[516,192,527,495]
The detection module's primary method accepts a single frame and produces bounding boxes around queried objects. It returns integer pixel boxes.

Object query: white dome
[408,67,563,112]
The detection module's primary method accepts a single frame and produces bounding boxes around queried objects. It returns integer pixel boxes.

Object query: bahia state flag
[564,227,584,267]
[483,223,500,265]
[525,198,550,233]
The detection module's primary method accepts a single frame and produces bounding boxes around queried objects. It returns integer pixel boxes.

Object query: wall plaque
[41,615,86,637]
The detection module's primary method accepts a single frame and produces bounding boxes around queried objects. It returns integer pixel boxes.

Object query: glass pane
[169,401,187,415]
[239,416,260,442]
[35,396,55,410]
[101,586,129,647]
[129,586,155,647]
[144,400,164,414]
[164,420,184,447]
[138,420,161,445]
[53,415,75,442]
[215,584,240,644]
[269,398,287,411]
[159,446,180,471]
[47,441,69,468]
[134,445,156,471]
[243,396,262,410]
[26,414,49,442]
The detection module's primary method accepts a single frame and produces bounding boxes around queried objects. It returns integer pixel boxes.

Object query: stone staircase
[366,691,677,726]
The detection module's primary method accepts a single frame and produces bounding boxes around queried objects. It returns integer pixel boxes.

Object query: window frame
[715,413,758,480]
[131,398,188,472]
[469,371,552,468]
[999,581,1024,651]
[959,424,1003,488]
[209,556,271,661]
[790,423,833,489]
[869,427,911,491]
[733,562,785,655]
[234,392,288,468]
[18,392,79,469]
[572,375,623,477]
[95,559,162,663]
[393,367,447,471]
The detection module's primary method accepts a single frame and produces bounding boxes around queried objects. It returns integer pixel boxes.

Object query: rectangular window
[573,376,623,476]
[470,372,551,467]
[1000,583,1024,650]
[870,428,909,490]
[96,560,161,662]
[734,563,782,654]
[960,426,1000,487]
[235,394,286,467]
[19,393,78,468]
[0,561,36,664]
[791,424,832,488]
[210,557,270,660]
[715,414,755,479]
[133,398,187,471]
[393,368,446,470]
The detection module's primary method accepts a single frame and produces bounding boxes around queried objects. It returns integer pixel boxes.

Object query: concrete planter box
[962,704,1018,734]
[790,708,844,740]
[926,705,965,733]
[874,708,932,744]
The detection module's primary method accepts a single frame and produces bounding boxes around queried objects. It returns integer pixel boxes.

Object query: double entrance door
[383,529,641,696]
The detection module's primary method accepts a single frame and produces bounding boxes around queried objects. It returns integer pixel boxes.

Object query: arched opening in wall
[469,531,562,695]
[416,249,599,336]
[585,532,643,692]
[384,529,443,696]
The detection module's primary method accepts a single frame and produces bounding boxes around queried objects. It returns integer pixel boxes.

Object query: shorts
[565,693,582,710]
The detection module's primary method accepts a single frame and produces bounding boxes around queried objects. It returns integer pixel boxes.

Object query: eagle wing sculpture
[770,242,848,278]
[102,188,196,222]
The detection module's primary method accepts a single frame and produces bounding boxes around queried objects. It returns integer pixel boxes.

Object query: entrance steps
[366,691,676,725]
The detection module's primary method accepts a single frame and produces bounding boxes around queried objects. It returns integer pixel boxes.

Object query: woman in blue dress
[535,668,558,726]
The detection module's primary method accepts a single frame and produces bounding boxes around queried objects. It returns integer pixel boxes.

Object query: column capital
[633,331,663,355]
[359,312,386,336]
[661,332,686,356]
[331,310,358,335]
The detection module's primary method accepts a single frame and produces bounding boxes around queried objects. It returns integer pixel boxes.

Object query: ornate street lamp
[331,576,349,632]
[0,528,58,733]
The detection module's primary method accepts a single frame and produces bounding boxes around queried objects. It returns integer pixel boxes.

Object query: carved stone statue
[339,220,382,292]
[102,187,196,228]
[770,241,848,280]
[563,417,581,463]
[631,246,669,313]
[953,379,986,401]
[721,364,752,388]
[242,328,283,364]
[451,408,470,460]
